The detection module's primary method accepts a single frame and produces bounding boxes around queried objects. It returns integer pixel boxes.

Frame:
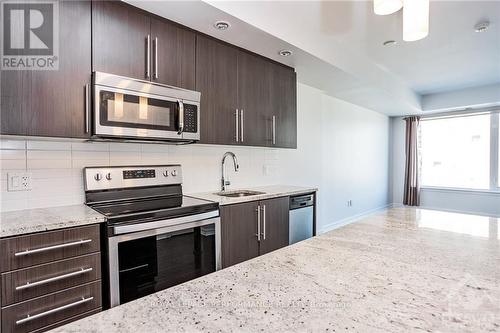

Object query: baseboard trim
[318,204,392,234]
[388,202,499,218]
[419,205,499,218]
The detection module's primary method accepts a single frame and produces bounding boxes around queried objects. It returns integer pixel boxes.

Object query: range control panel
[123,169,156,179]
[84,165,182,191]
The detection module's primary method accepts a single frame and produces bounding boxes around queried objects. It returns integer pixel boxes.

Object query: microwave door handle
[146,34,151,79]
[177,100,184,135]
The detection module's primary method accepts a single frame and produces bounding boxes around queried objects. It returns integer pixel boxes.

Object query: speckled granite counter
[188,185,317,206]
[49,208,500,332]
[0,205,106,238]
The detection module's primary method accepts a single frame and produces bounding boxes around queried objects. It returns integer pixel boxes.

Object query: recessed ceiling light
[383,40,397,46]
[214,21,230,30]
[278,50,293,57]
[474,21,490,33]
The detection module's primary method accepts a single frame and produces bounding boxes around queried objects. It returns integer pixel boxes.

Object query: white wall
[0,83,391,233]
[390,117,500,217]
[318,93,390,230]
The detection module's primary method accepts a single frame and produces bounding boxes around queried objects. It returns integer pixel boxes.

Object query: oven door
[107,215,221,307]
[94,85,184,141]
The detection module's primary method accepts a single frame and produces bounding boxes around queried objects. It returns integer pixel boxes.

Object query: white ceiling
[126,0,500,116]
[331,1,500,95]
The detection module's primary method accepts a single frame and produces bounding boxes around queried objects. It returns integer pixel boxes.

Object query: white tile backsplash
[0,140,26,150]
[0,139,282,212]
[27,140,72,151]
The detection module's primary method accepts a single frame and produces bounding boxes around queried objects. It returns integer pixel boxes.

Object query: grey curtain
[403,116,421,206]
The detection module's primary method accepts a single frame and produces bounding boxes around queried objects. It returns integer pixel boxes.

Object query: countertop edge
[1,205,106,238]
[188,186,318,206]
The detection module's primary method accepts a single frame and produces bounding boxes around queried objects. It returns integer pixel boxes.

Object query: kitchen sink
[214,190,265,198]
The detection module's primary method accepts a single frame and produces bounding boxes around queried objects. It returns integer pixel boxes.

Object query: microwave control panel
[183,104,198,133]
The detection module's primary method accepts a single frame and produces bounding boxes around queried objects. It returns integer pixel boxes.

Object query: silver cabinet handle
[235,109,239,142]
[15,239,92,257]
[16,267,93,291]
[146,34,151,79]
[272,115,276,145]
[16,296,94,325]
[262,204,266,240]
[85,84,90,133]
[256,205,261,241]
[153,37,158,79]
[240,109,244,142]
[177,100,184,135]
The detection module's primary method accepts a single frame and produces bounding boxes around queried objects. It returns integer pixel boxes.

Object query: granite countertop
[188,185,317,206]
[50,207,500,332]
[0,185,314,238]
[0,204,106,238]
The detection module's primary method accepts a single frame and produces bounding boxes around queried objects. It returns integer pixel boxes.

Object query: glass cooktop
[90,195,218,224]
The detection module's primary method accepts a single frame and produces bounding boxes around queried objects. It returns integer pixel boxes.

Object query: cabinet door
[151,18,195,89]
[259,197,289,255]
[270,64,297,148]
[1,0,91,138]
[220,201,260,268]
[237,51,271,147]
[92,0,150,81]
[196,35,239,145]
[1,71,31,136]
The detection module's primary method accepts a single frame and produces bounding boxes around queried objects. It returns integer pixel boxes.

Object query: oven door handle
[110,210,219,236]
[177,100,184,135]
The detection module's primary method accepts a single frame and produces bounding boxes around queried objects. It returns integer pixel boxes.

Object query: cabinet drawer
[1,281,101,333]
[2,253,101,306]
[0,225,100,272]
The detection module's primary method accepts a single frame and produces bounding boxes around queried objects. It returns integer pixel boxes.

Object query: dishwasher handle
[289,194,314,210]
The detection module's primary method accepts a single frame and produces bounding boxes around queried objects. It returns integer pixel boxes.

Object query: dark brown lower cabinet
[258,197,290,255]
[221,197,289,268]
[0,225,102,333]
[1,282,101,333]
[221,201,260,268]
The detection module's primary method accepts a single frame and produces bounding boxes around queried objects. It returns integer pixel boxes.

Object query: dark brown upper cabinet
[237,51,272,147]
[269,64,298,148]
[196,35,239,145]
[150,17,195,89]
[220,197,289,268]
[1,0,91,138]
[92,1,195,89]
[195,35,297,148]
[92,0,150,82]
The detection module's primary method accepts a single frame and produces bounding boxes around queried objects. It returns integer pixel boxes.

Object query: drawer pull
[16,296,94,325]
[14,239,92,257]
[15,267,93,291]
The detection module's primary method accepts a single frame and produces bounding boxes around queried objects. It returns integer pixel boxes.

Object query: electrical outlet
[347,200,353,207]
[7,172,32,191]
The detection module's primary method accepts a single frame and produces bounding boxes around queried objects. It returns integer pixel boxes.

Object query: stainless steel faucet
[221,152,239,191]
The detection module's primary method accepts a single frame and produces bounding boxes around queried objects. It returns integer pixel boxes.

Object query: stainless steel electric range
[84,165,220,308]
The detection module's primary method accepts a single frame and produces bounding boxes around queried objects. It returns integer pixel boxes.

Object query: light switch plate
[7,172,32,191]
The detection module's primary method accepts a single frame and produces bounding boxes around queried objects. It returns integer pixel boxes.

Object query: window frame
[491,112,499,190]
[419,110,500,193]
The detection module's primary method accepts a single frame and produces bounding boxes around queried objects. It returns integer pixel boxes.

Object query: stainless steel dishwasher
[289,193,314,244]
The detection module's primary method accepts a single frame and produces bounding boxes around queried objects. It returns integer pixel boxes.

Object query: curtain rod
[404,106,500,121]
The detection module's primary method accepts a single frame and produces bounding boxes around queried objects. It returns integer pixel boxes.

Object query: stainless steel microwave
[92,72,200,142]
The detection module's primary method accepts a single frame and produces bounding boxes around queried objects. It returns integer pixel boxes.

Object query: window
[497,113,500,188]
[419,112,499,191]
